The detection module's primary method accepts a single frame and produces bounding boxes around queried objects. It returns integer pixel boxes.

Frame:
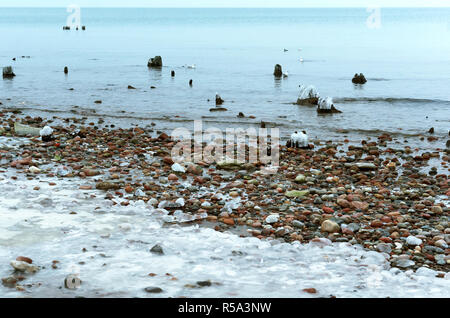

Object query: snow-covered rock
[40,126,53,136]
[171,163,185,173]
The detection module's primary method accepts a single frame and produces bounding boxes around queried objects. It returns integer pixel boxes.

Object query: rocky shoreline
[0,110,449,281]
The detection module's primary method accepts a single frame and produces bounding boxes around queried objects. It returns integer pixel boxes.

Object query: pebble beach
[0,109,448,297]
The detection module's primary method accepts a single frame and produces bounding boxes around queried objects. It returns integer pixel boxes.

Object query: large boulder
[2,66,15,78]
[352,73,367,84]
[148,56,163,68]
[273,64,283,77]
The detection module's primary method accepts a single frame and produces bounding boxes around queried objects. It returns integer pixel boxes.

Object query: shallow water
[1,8,449,148]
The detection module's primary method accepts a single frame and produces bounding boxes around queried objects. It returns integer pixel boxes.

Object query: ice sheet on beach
[0,136,30,149]
[0,169,449,298]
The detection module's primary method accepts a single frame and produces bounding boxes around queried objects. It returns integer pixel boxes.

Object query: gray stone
[295,174,306,183]
[354,162,377,170]
[150,244,164,255]
[197,281,212,287]
[292,220,305,229]
[393,258,415,268]
[145,286,163,293]
[376,243,392,254]
[347,223,361,233]
[434,254,446,265]
[314,197,323,204]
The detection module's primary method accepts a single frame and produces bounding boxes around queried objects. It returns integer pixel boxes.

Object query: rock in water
[273,64,283,77]
[352,73,367,84]
[2,66,15,78]
[296,85,319,105]
[317,97,342,113]
[215,93,224,106]
[210,107,227,112]
[147,56,162,68]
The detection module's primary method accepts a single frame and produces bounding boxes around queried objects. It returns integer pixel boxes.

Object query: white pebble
[171,163,185,173]
[28,166,41,174]
[175,198,185,207]
[265,214,279,224]
[406,236,422,246]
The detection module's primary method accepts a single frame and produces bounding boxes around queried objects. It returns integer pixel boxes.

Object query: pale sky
[2,0,450,7]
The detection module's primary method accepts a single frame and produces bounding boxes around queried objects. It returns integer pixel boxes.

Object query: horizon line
[1,6,450,8]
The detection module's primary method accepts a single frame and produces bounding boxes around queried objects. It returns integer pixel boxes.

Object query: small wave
[334,97,450,105]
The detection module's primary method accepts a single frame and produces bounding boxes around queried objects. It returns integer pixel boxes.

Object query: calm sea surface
[1,7,449,147]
